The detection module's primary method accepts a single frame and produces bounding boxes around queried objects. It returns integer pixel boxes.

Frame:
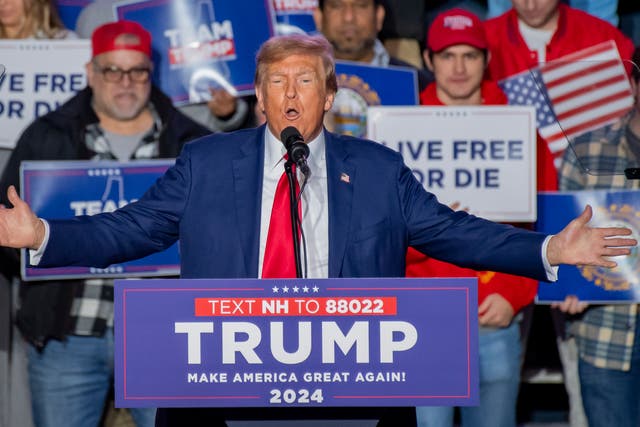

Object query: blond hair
[254,34,338,94]
[0,0,67,39]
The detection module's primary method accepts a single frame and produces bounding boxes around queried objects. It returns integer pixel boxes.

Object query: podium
[114,277,478,425]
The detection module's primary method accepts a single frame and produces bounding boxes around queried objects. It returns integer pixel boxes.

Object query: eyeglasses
[94,64,152,83]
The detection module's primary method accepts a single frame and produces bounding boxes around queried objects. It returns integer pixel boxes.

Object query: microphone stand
[285,159,303,278]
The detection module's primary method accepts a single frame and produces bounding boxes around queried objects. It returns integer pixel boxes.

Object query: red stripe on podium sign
[194,297,398,316]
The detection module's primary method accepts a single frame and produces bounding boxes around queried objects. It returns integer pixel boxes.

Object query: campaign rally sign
[537,190,640,303]
[115,277,479,408]
[20,160,180,281]
[0,40,90,149]
[115,0,276,105]
[273,0,318,35]
[368,106,537,222]
[329,61,418,138]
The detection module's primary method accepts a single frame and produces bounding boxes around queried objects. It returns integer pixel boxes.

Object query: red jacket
[407,80,556,314]
[484,4,634,81]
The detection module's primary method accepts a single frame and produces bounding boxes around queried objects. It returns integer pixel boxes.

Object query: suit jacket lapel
[326,131,355,277]
[232,126,265,277]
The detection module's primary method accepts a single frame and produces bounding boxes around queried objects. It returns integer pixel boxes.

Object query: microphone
[280,126,310,177]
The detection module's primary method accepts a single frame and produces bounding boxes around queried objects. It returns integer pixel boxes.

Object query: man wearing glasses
[0,21,209,427]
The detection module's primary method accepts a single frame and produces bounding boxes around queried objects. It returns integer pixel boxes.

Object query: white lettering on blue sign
[174,321,418,365]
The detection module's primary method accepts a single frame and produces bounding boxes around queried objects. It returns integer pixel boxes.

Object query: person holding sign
[74,0,251,135]
[556,47,640,427]
[0,34,635,427]
[485,4,635,425]
[0,0,77,171]
[409,9,555,427]
[0,20,209,427]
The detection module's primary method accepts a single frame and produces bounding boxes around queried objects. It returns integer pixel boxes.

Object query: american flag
[499,41,634,168]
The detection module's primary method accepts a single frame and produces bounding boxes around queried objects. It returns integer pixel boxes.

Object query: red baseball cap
[427,8,487,52]
[91,20,152,58]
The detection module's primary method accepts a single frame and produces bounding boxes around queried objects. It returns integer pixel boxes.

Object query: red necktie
[262,162,301,278]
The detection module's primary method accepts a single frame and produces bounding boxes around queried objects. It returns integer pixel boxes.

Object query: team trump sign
[115,278,479,408]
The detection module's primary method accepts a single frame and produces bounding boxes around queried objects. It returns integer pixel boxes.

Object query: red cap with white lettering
[91,20,152,58]
[427,8,487,52]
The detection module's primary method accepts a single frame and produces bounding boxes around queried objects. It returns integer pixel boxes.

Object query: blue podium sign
[537,191,640,302]
[20,160,180,281]
[115,277,478,408]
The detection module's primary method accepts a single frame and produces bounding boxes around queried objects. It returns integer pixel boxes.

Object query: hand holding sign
[551,295,589,314]
[207,87,237,117]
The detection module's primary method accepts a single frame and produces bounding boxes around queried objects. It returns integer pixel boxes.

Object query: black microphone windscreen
[280,126,303,148]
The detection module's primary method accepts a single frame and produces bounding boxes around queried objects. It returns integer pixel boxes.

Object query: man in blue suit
[0,34,635,426]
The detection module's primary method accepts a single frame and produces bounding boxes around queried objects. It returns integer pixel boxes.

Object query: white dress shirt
[258,127,329,278]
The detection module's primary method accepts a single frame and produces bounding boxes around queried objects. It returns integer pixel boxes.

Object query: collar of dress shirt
[264,126,326,174]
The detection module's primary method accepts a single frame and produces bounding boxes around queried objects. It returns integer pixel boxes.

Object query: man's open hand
[547,205,636,268]
[0,186,44,250]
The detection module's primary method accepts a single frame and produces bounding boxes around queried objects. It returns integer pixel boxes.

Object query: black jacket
[0,85,210,348]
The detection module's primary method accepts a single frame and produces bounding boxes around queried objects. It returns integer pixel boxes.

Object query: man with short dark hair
[313,0,432,92]
[0,20,209,427]
[411,9,555,427]
[485,5,635,426]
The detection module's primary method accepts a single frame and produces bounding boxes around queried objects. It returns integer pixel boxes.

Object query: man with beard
[313,0,432,92]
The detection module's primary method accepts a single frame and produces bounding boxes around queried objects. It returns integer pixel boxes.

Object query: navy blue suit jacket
[41,125,548,281]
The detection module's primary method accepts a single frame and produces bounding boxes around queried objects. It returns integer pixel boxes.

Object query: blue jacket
[40,125,548,281]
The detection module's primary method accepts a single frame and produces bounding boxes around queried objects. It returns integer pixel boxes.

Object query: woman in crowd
[0,0,75,39]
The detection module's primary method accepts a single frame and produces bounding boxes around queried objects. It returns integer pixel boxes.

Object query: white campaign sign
[367,106,537,222]
[0,40,90,149]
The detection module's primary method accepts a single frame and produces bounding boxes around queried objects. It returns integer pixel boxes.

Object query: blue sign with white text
[20,160,180,281]
[536,191,640,303]
[115,277,479,408]
[115,0,276,105]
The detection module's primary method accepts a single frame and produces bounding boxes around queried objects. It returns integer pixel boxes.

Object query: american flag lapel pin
[340,172,350,183]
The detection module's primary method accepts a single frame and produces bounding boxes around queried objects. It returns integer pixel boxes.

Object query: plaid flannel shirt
[69,106,162,336]
[559,112,639,371]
